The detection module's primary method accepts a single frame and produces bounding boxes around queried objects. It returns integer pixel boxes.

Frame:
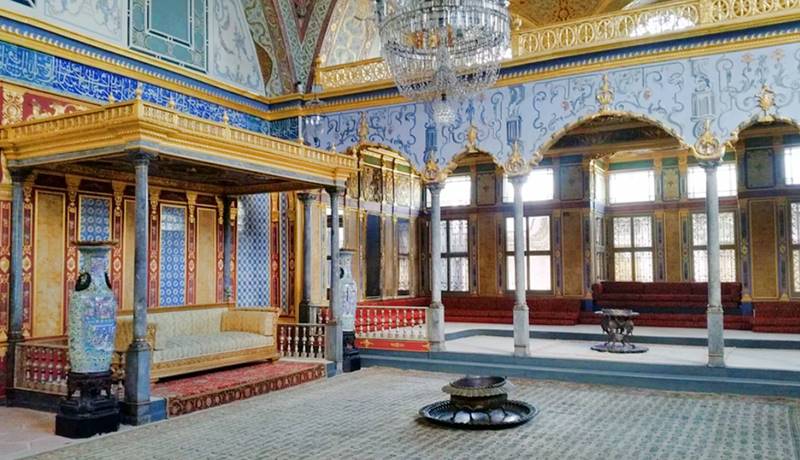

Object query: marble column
[325,187,344,367]
[510,175,530,357]
[222,197,233,302]
[427,182,445,352]
[702,160,725,368]
[123,152,155,425]
[298,192,315,323]
[5,170,27,392]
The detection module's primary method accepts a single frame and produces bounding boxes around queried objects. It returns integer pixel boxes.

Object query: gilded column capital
[128,151,157,165]
[503,141,532,178]
[692,119,724,166]
[215,196,224,224]
[228,199,237,227]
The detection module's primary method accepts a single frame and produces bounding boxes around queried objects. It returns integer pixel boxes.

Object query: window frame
[784,145,800,186]
[611,215,654,282]
[397,218,411,296]
[501,167,556,203]
[504,214,553,293]
[689,210,737,282]
[608,169,656,204]
[426,174,473,208]
[686,162,737,199]
[440,219,470,293]
[789,202,800,295]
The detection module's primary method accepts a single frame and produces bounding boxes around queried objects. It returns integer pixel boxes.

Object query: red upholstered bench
[753,302,800,333]
[591,282,742,309]
[442,296,581,325]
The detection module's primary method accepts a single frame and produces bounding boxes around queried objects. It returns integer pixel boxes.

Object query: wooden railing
[277,323,327,360]
[313,306,429,341]
[14,338,69,395]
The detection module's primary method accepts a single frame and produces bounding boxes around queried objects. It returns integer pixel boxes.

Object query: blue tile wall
[79,196,111,242]
[159,205,187,306]
[0,38,270,134]
[236,194,271,307]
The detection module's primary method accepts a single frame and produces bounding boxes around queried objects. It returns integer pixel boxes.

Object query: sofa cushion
[153,332,273,363]
[150,308,227,349]
[221,309,275,336]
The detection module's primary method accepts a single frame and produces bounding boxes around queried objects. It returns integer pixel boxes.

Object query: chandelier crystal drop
[375,0,510,125]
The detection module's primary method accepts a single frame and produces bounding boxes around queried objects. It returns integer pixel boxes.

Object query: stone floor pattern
[31,367,800,460]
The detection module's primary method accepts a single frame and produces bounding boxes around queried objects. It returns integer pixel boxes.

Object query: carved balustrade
[13,338,70,395]
[313,305,429,342]
[277,323,327,360]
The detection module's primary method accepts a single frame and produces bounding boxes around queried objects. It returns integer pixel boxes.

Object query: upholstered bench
[115,304,279,380]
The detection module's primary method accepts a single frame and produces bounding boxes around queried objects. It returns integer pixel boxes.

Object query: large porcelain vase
[67,244,118,374]
[339,250,358,332]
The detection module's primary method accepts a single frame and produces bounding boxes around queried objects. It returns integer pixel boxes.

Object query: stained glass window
[609,170,655,204]
[502,168,555,203]
[505,215,552,291]
[397,219,410,294]
[441,219,470,292]
[612,216,653,282]
[691,212,736,282]
[687,163,737,198]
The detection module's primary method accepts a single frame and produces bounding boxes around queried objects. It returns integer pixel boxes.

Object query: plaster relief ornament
[465,125,479,153]
[757,83,776,122]
[503,141,530,177]
[693,119,724,163]
[423,157,445,183]
[596,74,614,112]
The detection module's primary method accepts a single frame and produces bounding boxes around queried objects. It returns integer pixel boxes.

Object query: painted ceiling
[315,0,671,69]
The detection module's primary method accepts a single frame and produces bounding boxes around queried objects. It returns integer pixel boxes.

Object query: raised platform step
[361,349,800,398]
[444,327,800,350]
[152,360,328,417]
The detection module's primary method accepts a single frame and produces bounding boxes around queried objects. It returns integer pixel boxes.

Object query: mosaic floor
[31,367,800,460]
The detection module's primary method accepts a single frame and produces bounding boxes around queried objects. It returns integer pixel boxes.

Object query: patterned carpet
[152,361,326,417]
[33,367,800,460]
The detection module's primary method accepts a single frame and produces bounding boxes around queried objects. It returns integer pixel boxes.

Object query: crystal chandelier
[375,0,510,125]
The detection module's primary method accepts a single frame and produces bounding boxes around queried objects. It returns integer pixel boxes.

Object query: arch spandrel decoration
[308,41,800,176]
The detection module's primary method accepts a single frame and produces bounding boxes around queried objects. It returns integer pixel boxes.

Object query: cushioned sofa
[591,282,742,309]
[115,304,279,380]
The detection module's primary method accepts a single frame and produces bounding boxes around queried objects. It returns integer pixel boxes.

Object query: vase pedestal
[342,331,361,373]
[55,371,120,438]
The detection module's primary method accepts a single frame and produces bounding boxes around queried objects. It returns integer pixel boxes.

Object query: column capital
[325,186,346,197]
[508,173,528,187]
[698,158,723,170]
[9,168,31,184]
[425,181,444,193]
[128,151,157,165]
[297,191,317,203]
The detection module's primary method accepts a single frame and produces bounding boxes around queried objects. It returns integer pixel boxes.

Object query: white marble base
[513,306,530,357]
[707,307,725,367]
[427,304,446,352]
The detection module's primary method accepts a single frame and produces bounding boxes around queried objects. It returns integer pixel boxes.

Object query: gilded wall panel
[559,165,584,201]
[360,167,382,203]
[122,200,136,310]
[750,200,779,299]
[476,213,498,296]
[562,210,584,296]
[383,171,394,204]
[33,191,65,337]
[196,208,218,304]
[661,167,680,201]
[745,148,775,189]
[395,175,411,208]
[476,172,497,206]
[664,210,682,282]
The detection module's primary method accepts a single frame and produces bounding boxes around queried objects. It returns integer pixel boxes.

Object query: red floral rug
[153,361,326,417]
